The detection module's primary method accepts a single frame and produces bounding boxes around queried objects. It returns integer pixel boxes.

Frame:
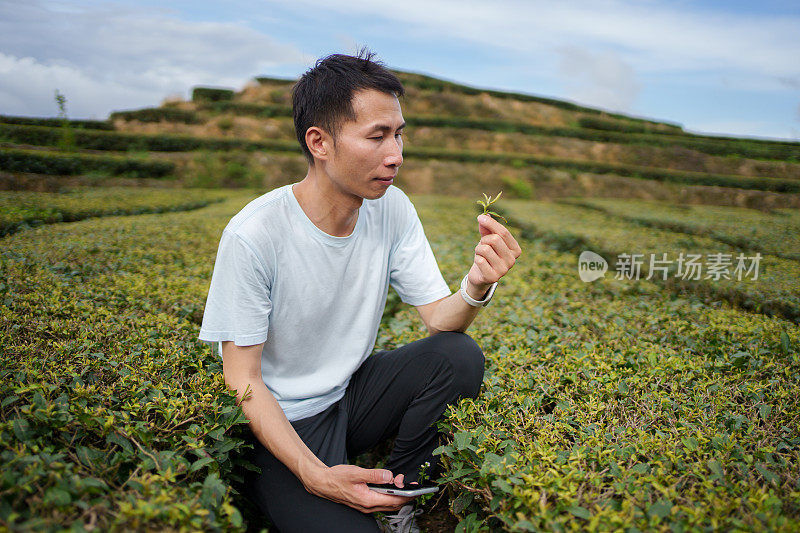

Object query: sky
[1,0,799,141]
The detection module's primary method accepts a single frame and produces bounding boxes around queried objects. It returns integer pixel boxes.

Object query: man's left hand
[467,214,522,297]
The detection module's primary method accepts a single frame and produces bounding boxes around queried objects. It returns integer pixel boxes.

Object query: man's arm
[416,214,522,335]
[221,341,415,513]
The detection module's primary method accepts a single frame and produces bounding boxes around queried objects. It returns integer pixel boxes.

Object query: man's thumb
[364,468,394,484]
[477,214,492,237]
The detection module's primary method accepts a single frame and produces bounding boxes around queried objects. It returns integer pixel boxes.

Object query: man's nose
[384,137,403,167]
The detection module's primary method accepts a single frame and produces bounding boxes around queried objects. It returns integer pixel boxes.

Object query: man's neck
[292,169,362,238]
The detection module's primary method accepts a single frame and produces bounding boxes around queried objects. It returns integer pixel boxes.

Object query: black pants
[236,331,485,533]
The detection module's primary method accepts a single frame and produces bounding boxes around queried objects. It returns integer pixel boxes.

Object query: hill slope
[1,69,799,208]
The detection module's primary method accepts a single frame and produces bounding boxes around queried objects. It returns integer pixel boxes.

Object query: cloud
[556,46,640,112]
[0,0,307,118]
[281,0,800,90]
[779,77,800,90]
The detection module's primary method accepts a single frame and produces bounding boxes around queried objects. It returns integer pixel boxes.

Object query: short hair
[291,47,405,165]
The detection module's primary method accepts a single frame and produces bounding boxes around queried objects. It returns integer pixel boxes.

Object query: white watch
[459,274,498,307]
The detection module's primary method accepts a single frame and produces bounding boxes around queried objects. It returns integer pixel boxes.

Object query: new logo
[578,250,607,282]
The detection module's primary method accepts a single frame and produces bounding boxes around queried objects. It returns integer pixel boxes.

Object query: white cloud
[557,46,640,112]
[0,0,308,118]
[282,0,800,91]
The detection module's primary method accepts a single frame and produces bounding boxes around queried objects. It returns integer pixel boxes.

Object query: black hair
[291,46,405,165]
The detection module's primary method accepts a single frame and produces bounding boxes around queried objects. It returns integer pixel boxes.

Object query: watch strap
[459,274,497,307]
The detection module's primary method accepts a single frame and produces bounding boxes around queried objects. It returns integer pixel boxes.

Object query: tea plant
[476,191,508,223]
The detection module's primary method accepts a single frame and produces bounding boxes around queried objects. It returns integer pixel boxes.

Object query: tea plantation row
[0,187,230,237]
[558,198,800,262]
[496,199,800,324]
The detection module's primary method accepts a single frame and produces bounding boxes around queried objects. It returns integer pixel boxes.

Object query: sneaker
[376,503,423,533]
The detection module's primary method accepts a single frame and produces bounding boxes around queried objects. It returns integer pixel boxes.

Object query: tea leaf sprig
[476,191,507,224]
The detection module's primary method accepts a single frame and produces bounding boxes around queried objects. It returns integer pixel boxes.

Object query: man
[199,48,522,532]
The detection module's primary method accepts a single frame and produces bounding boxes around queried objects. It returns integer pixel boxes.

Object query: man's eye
[370,136,382,140]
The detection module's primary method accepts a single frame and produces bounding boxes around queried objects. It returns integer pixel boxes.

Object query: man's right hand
[222,341,415,514]
[303,464,416,513]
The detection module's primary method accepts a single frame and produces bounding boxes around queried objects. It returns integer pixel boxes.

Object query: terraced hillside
[2,70,799,208]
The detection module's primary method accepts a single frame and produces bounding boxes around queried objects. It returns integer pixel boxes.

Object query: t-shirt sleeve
[388,198,452,306]
[198,230,273,347]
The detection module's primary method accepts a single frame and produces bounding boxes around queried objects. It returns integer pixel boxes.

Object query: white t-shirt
[198,182,452,421]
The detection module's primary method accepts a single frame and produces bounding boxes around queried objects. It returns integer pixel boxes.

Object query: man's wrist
[466,280,492,300]
[297,456,329,492]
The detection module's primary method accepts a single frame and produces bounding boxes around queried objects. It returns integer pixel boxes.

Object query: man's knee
[430,331,485,399]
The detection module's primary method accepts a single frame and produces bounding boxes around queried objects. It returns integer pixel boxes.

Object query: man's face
[322,88,405,200]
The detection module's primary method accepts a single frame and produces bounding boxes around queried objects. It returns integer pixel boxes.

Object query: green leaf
[12,418,31,441]
[106,432,133,454]
[1,395,19,408]
[682,437,698,451]
[454,431,472,451]
[731,351,750,368]
[453,491,474,514]
[80,477,109,493]
[487,211,508,223]
[492,478,513,493]
[707,459,724,479]
[44,487,71,507]
[432,444,452,456]
[649,499,672,519]
[455,513,483,533]
[76,446,102,468]
[568,506,591,519]
[755,463,778,484]
[780,330,790,355]
[229,507,243,528]
[190,457,214,473]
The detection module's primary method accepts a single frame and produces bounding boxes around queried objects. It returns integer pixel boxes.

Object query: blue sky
[1,0,799,140]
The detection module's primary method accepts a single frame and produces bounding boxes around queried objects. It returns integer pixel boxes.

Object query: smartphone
[366,482,440,497]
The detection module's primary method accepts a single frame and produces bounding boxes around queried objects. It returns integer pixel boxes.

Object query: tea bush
[0,192,262,530]
[498,199,800,323]
[0,187,230,237]
[1,190,798,531]
[191,87,234,103]
[0,115,113,130]
[0,147,174,178]
[110,108,202,125]
[560,198,800,262]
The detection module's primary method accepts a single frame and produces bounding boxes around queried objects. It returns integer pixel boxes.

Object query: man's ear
[305,126,330,160]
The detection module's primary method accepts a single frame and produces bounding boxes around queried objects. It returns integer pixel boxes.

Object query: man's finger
[476,243,503,273]
[480,234,517,267]
[478,214,522,257]
[358,467,394,484]
[473,254,496,284]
